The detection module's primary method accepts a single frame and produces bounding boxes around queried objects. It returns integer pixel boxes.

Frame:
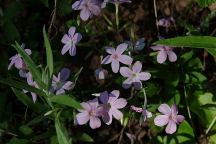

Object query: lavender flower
[76,100,102,129]
[120,61,151,90]
[99,90,127,125]
[94,68,108,80]
[154,104,185,134]
[61,27,82,56]
[151,45,177,64]
[157,17,175,28]
[131,105,152,122]
[8,44,31,71]
[101,43,133,73]
[51,68,74,95]
[24,72,38,103]
[72,0,102,21]
[125,38,146,52]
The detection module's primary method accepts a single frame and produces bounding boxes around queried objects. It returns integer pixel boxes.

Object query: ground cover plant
[0,0,216,143]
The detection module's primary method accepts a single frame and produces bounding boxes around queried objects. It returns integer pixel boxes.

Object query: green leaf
[12,42,46,88]
[0,78,46,97]
[49,95,81,109]
[11,88,46,113]
[43,26,53,77]
[19,125,33,135]
[8,137,29,144]
[78,133,94,142]
[196,0,216,7]
[154,36,216,57]
[55,112,70,144]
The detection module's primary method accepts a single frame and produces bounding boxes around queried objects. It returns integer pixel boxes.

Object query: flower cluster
[75,90,127,129]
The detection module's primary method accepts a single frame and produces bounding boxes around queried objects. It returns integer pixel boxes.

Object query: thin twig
[153,0,160,36]
[206,114,216,135]
[48,0,57,37]
[0,129,18,137]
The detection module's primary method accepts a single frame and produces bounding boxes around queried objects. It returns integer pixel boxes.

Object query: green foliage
[55,112,71,144]
[49,95,81,109]
[43,26,54,78]
[154,36,216,57]
[196,0,216,7]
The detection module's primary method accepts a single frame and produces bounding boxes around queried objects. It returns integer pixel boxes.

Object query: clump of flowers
[75,90,127,128]
[151,45,177,64]
[154,104,185,134]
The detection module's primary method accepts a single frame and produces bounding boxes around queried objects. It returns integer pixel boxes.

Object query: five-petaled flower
[76,99,102,129]
[61,27,82,56]
[101,43,133,73]
[151,45,177,64]
[51,68,74,95]
[120,61,151,90]
[154,104,185,134]
[8,44,31,71]
[99,90,127,125]
[72,0,102,21]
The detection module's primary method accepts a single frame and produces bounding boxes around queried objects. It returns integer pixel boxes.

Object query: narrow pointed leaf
[49,95,81,109]
[43,26,53,77]
[0,78,46,97]
[55,112,70,144]
[154,36,216,57]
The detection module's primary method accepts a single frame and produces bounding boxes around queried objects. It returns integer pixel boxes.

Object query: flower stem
[115,3,119,30]
[206,114,216,135]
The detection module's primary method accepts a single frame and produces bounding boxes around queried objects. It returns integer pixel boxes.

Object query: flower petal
[72,1,83,10]
[62,81,74,90]
[119,55,133,65]
[111,108,123,120]
[73,33,82,43]
[139,72,151,81]
[176,115,185,124]
[108,90,120,103]
[120,67,132,77]
[132,61,142,73]
[116,43,128,54]
[151,45,163,51]
[99,91,109,104]
[61,34,70,44]
[80,9,91,21]
[89,116,101,129]
[122,78,132,89]
[133,81,142,90]
[167,50,177,62]
[158,104,171,115]
[157,50,167,64]
[60,68,71,81]
[61,44,71,55]
[69,45,76,56]
[154,115,169,126]
[165,120,177,134]
[111,60,119,73]
[105,47,115,54]
[76,112,90,125]
[68,27,76,37]
[112,98,127,109]
[101,55,112,64]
